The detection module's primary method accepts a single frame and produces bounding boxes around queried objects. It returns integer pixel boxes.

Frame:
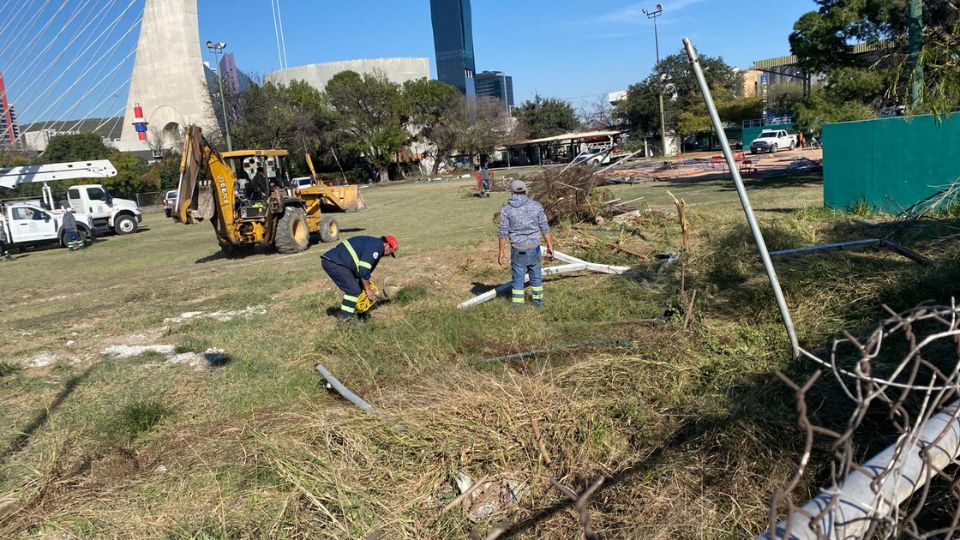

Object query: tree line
[615,0,960,146]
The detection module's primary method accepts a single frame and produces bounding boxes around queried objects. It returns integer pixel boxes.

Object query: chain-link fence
[765,301,960,539]
[136,191,163,213]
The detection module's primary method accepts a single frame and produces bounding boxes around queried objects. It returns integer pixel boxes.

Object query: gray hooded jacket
[498,194,550,249]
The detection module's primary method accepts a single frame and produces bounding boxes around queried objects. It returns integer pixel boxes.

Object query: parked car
[162,190,178,218]
[290,177,314,190]
[750,130,797,154]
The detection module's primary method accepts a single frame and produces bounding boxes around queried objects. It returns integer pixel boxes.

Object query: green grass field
[0,172,957,538]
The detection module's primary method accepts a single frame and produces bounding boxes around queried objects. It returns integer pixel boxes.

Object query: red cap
[384,235,398,257]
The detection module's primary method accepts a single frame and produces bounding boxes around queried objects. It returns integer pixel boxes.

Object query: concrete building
[264,58,430,91]
[475,71,514,109]
[429,0,476,97]
[117,0,220,153]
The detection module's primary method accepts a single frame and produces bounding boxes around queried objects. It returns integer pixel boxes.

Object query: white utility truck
[0,160,119,250]
[65,183,142,234]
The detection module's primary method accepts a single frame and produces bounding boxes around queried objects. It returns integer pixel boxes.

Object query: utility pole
[643,4,669,157]
[908,0,923,108]
[205,40,233,152]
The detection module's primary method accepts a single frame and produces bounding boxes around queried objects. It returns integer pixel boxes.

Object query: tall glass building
[429,0,476,97]
[475,71,514,109]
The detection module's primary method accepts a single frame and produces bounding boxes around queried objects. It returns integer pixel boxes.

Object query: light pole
[205,40,233,152]
[642,4,669,157]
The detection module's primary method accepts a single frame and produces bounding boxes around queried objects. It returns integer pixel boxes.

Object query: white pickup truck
[749,129,797,154]
[65,184,141,235]
[0,202,94,250]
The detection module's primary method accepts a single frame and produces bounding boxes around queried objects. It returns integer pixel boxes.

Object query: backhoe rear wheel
[320,215,339,243]
[275,207,310,254]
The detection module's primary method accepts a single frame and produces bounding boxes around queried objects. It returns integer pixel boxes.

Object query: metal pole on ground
[683,37,799,359]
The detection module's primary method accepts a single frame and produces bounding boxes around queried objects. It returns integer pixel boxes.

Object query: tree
[457,97,518,164]
[105,150,152,198]
[793,88,874,132]
[142,152,182,191]
[402,79,464,175]
[615,50,739,146]
[232,80,333,175]
[515,95,579,139]
[42,133,110,163]
[766,83,806,116]
[790,0,960,113]
[325,71,406,182]
[577,97,615,131]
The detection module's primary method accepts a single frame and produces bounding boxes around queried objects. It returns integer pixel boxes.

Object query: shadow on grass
[468,274,591,296]
[720,173,823,192]
[0,363,98,465]
[497,367,821,538]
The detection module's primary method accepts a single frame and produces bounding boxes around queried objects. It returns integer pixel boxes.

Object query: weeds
[174,336,210,354]
[110,398,171,442]
[1,176,957,538]
[0,360,20,378]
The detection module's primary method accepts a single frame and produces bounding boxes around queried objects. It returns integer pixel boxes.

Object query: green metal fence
[823,114,960,213]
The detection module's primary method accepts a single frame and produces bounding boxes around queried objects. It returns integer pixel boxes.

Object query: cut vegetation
[0,171,958,538]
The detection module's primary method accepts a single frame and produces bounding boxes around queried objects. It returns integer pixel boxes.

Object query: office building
[475,71,514,109]
[429,0,476,97]
[0,104,19,147]
[0,73,19,147]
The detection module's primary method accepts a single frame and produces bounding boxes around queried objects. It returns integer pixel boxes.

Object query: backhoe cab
[173,126,356,254]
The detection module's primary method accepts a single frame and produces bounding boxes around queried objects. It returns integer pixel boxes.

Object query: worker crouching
[498,180,554,308]
[321,235,398,321]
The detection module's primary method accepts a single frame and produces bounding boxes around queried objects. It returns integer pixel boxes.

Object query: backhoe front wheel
[320,215,339,243]
[275,207,310,254]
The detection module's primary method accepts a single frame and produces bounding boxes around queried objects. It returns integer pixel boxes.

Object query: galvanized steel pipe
[682,38,799,358]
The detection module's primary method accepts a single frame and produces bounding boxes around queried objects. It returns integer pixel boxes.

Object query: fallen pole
[314,363,375,414]
[759,400,960,539]
[684,37,800,359]
[552,251,631,274]
[458,251,629,309]
[770,238,931,266]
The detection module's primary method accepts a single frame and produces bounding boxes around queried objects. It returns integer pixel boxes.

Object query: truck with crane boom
[0,160,120,250]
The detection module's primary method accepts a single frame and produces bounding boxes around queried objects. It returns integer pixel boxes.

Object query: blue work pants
[322,258,361,317]
[510,246,544,307]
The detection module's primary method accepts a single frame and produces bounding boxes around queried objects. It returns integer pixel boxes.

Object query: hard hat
[383,234,398,257]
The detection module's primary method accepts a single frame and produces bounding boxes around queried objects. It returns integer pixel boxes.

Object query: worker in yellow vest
[321,235,398,321]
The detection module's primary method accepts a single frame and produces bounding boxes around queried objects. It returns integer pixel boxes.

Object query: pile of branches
[525,168,617,225]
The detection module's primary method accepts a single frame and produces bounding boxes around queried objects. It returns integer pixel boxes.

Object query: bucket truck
[0,160,118,250]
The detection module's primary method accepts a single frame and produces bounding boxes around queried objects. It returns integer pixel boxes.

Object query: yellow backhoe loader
[173,125,364,254]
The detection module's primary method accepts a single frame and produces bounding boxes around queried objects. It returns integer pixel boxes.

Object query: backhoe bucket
[174,127,215,224]
[324,185,365,212]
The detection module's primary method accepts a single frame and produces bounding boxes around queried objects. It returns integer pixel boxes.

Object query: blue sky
[3,0,819,124]
[196,0,818,106]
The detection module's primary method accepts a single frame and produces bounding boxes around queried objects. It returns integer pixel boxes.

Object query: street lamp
[205,40,233,152]
[641,4,669,157]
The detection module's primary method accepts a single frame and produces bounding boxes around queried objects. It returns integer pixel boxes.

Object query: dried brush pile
[524,168,618,225]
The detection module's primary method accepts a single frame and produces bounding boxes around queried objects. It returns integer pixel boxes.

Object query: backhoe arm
[174,126,233,226]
